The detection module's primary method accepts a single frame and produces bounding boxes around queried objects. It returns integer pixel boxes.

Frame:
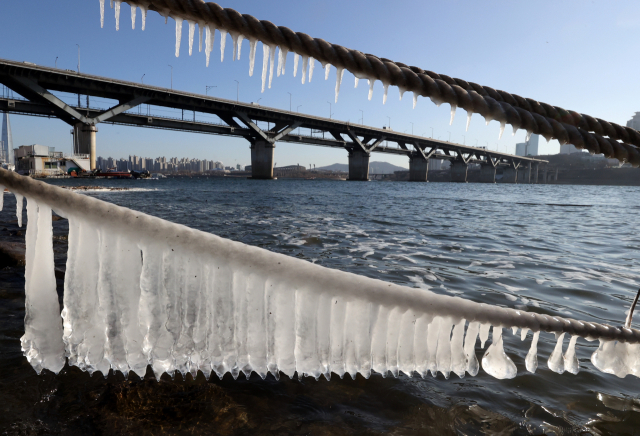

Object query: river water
[1,177,639,435]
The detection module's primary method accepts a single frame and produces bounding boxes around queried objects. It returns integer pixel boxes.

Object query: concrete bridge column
[501,167,517,183]
[250,139,275,179]
[73,123,98,170]
[450,160,468,183]
[479,164,496,183]
[348,149,370,181]
[409,154,428,182]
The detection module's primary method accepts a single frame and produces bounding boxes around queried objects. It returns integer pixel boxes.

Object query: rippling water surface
[1,177,640,435]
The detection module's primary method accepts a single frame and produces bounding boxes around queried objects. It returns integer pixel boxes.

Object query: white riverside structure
[1,168,640,381]
[0,59,545,182]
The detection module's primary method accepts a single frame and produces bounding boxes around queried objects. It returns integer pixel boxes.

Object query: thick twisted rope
[126,0,640,165]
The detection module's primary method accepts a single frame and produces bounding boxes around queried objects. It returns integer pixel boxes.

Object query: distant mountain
[316,161,407,174]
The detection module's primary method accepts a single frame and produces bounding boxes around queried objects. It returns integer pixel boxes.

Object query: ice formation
[131,5,136,30]
[174,17,183,57]
[187,20,195,56]
[3,170,640,382]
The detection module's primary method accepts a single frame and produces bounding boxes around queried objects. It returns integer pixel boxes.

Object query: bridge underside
[0,58,545,180]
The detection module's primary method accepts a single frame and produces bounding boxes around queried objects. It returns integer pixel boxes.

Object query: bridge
[0,58,545,182]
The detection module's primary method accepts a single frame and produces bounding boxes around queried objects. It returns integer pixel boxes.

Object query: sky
[1,0,640,168]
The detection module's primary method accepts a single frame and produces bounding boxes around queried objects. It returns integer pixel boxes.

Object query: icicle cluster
[2,171,640,382]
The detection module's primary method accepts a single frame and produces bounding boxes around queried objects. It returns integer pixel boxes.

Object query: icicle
[130,4,136,30]
[293,53,300,77]
[449,105,457,125]
[140,5,147,30]
[525,130,533,143]
[564,336,579,374]
[205,26,214,67]
[525,331,539,373]
[165,15,168,25]
[436,319,453,379]
[261,44,270,93]
[110,0,113,7]
[481,327,517,379]
[174,17,183,57]
[354,77,359,88]
[220,30,227,62]
[398,87,406,100]
[277,47,283,76]
[231,33,239,61]
[324,63,331,80]
[188,21,195,56]
[512,125,518,136]
[464,322,480,376]
[548,333,565,374]
[479,323,491,348]
[466,111,472,132]
[20,200,66,374]
[236,35,244,60]
[268,45,276,89]
[114,0,121,31]
[100,0,105,28]
[512,327,518,335]
[0,185,4,211]
[198,24,203,52]
[368,79,375,101]
[520,328,529,341]
[412,92,418,109]
[382,83,389,104]
[248,39,257,76]
[15,193,23,227]
[450,320,466,378]
[308,58,314,81]
[335,67,344,103]
[301,56,308,84]
[499,122,506,140]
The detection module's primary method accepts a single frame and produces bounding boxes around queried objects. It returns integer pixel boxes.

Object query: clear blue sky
[1,0,639,168]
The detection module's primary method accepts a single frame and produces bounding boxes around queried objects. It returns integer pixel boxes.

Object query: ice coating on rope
[205,26,214,67]
[301,56,308,84]
[564,336,579,374]
[335,68,344,103]
[261,44,269,93]
[20,199,65,375]
[382,83,389,104]
[187,21,195,56]
[466,111,472,132]
[114,0,121,31]
[100,0,105,28]
[248,39,257,76]
[268,45,276,89]
[368,80,375,101]
[481,327,517,379]
[526,331,539,373]
[293,53,299,77]
[174,17,183,57]
[220,30,227,62]
[449,105,456,125]
[130,4,136,30]
[15,193,23,227]
[548,333,566,374]
[308,58,314,82]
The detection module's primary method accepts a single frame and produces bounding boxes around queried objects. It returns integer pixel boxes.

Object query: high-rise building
[627,112,640,130]
[1,112,14,164]
[515,134,539,156]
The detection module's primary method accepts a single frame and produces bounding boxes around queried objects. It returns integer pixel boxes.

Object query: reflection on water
[1,178,640,435]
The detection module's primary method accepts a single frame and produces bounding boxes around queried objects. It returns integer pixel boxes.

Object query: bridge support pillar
[409,154,428,182]
[501,167,517,183]
[348,149,370,181]
[450,160,468,183]
[479,164,496,183]
[73,123,98,170]
[250,140,275,179]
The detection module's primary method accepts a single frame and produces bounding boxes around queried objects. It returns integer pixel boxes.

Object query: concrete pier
[450,160,468,183]
[479,164,496,183]
[250,140,275,179]
[502,167,517,183]
[348,149,370,181]
[73,123,98,170]
[409,154,428,182]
